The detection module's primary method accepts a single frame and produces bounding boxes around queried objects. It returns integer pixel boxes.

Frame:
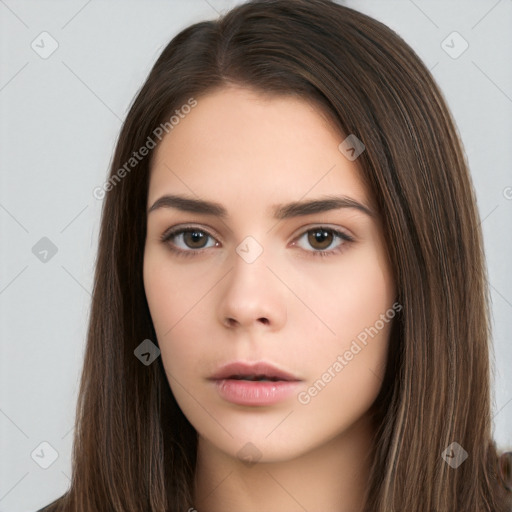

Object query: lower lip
[212,379,301,406]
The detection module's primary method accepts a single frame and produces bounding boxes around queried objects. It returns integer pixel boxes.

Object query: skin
[143,85,397,512]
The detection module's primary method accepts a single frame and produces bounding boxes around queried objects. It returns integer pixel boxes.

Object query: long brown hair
[40,0,512,510]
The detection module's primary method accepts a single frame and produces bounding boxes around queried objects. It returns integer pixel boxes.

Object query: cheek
[289,246,394,355]
[295,315,392,436]
[143,252,214,380]
[143,250,213,337]
[301,346,388,433]
[329,247,393,316]
[291,245,394,412]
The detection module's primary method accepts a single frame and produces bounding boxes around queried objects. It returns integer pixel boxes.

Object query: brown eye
[307,228,334,250]
[181,229,209,249]
[160,227,217,255]
[293,226,354,258]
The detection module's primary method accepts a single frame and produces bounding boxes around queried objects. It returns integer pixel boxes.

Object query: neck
[192,412,375,512]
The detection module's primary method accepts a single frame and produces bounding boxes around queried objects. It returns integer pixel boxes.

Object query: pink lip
[209,361,301,381]
[209,361,302,406]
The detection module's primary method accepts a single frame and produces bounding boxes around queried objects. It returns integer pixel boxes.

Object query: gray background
[0,0,511,510]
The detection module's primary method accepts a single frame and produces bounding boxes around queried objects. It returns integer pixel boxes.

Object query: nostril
[225,317,237,327]
[223,317,270,327]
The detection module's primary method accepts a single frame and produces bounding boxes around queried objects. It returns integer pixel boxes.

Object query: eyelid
[288,222,355,243]
[160,223,222,243]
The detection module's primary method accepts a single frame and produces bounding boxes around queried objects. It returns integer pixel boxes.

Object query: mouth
[227,375,286,382]
[209,361,302,406]
[209,361,301,382]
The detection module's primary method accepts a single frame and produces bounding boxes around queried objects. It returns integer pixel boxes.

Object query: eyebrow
[147,194,376,219]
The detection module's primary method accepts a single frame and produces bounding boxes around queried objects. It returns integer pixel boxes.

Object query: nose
[216,246,287,332]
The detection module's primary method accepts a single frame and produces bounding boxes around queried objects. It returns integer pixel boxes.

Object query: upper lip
[210,361,301,382]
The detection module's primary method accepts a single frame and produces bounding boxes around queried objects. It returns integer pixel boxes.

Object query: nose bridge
[229,235,272,297]
[217,234,286,329]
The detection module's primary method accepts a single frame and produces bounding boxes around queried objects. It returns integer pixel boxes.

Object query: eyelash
[159,224,354,259]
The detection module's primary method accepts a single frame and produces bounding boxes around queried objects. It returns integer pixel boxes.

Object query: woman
[38,0,512,510]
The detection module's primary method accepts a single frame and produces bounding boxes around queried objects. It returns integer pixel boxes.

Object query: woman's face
[143,85,397,463]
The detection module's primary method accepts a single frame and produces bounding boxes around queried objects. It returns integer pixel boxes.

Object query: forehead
[148,85,371,211]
